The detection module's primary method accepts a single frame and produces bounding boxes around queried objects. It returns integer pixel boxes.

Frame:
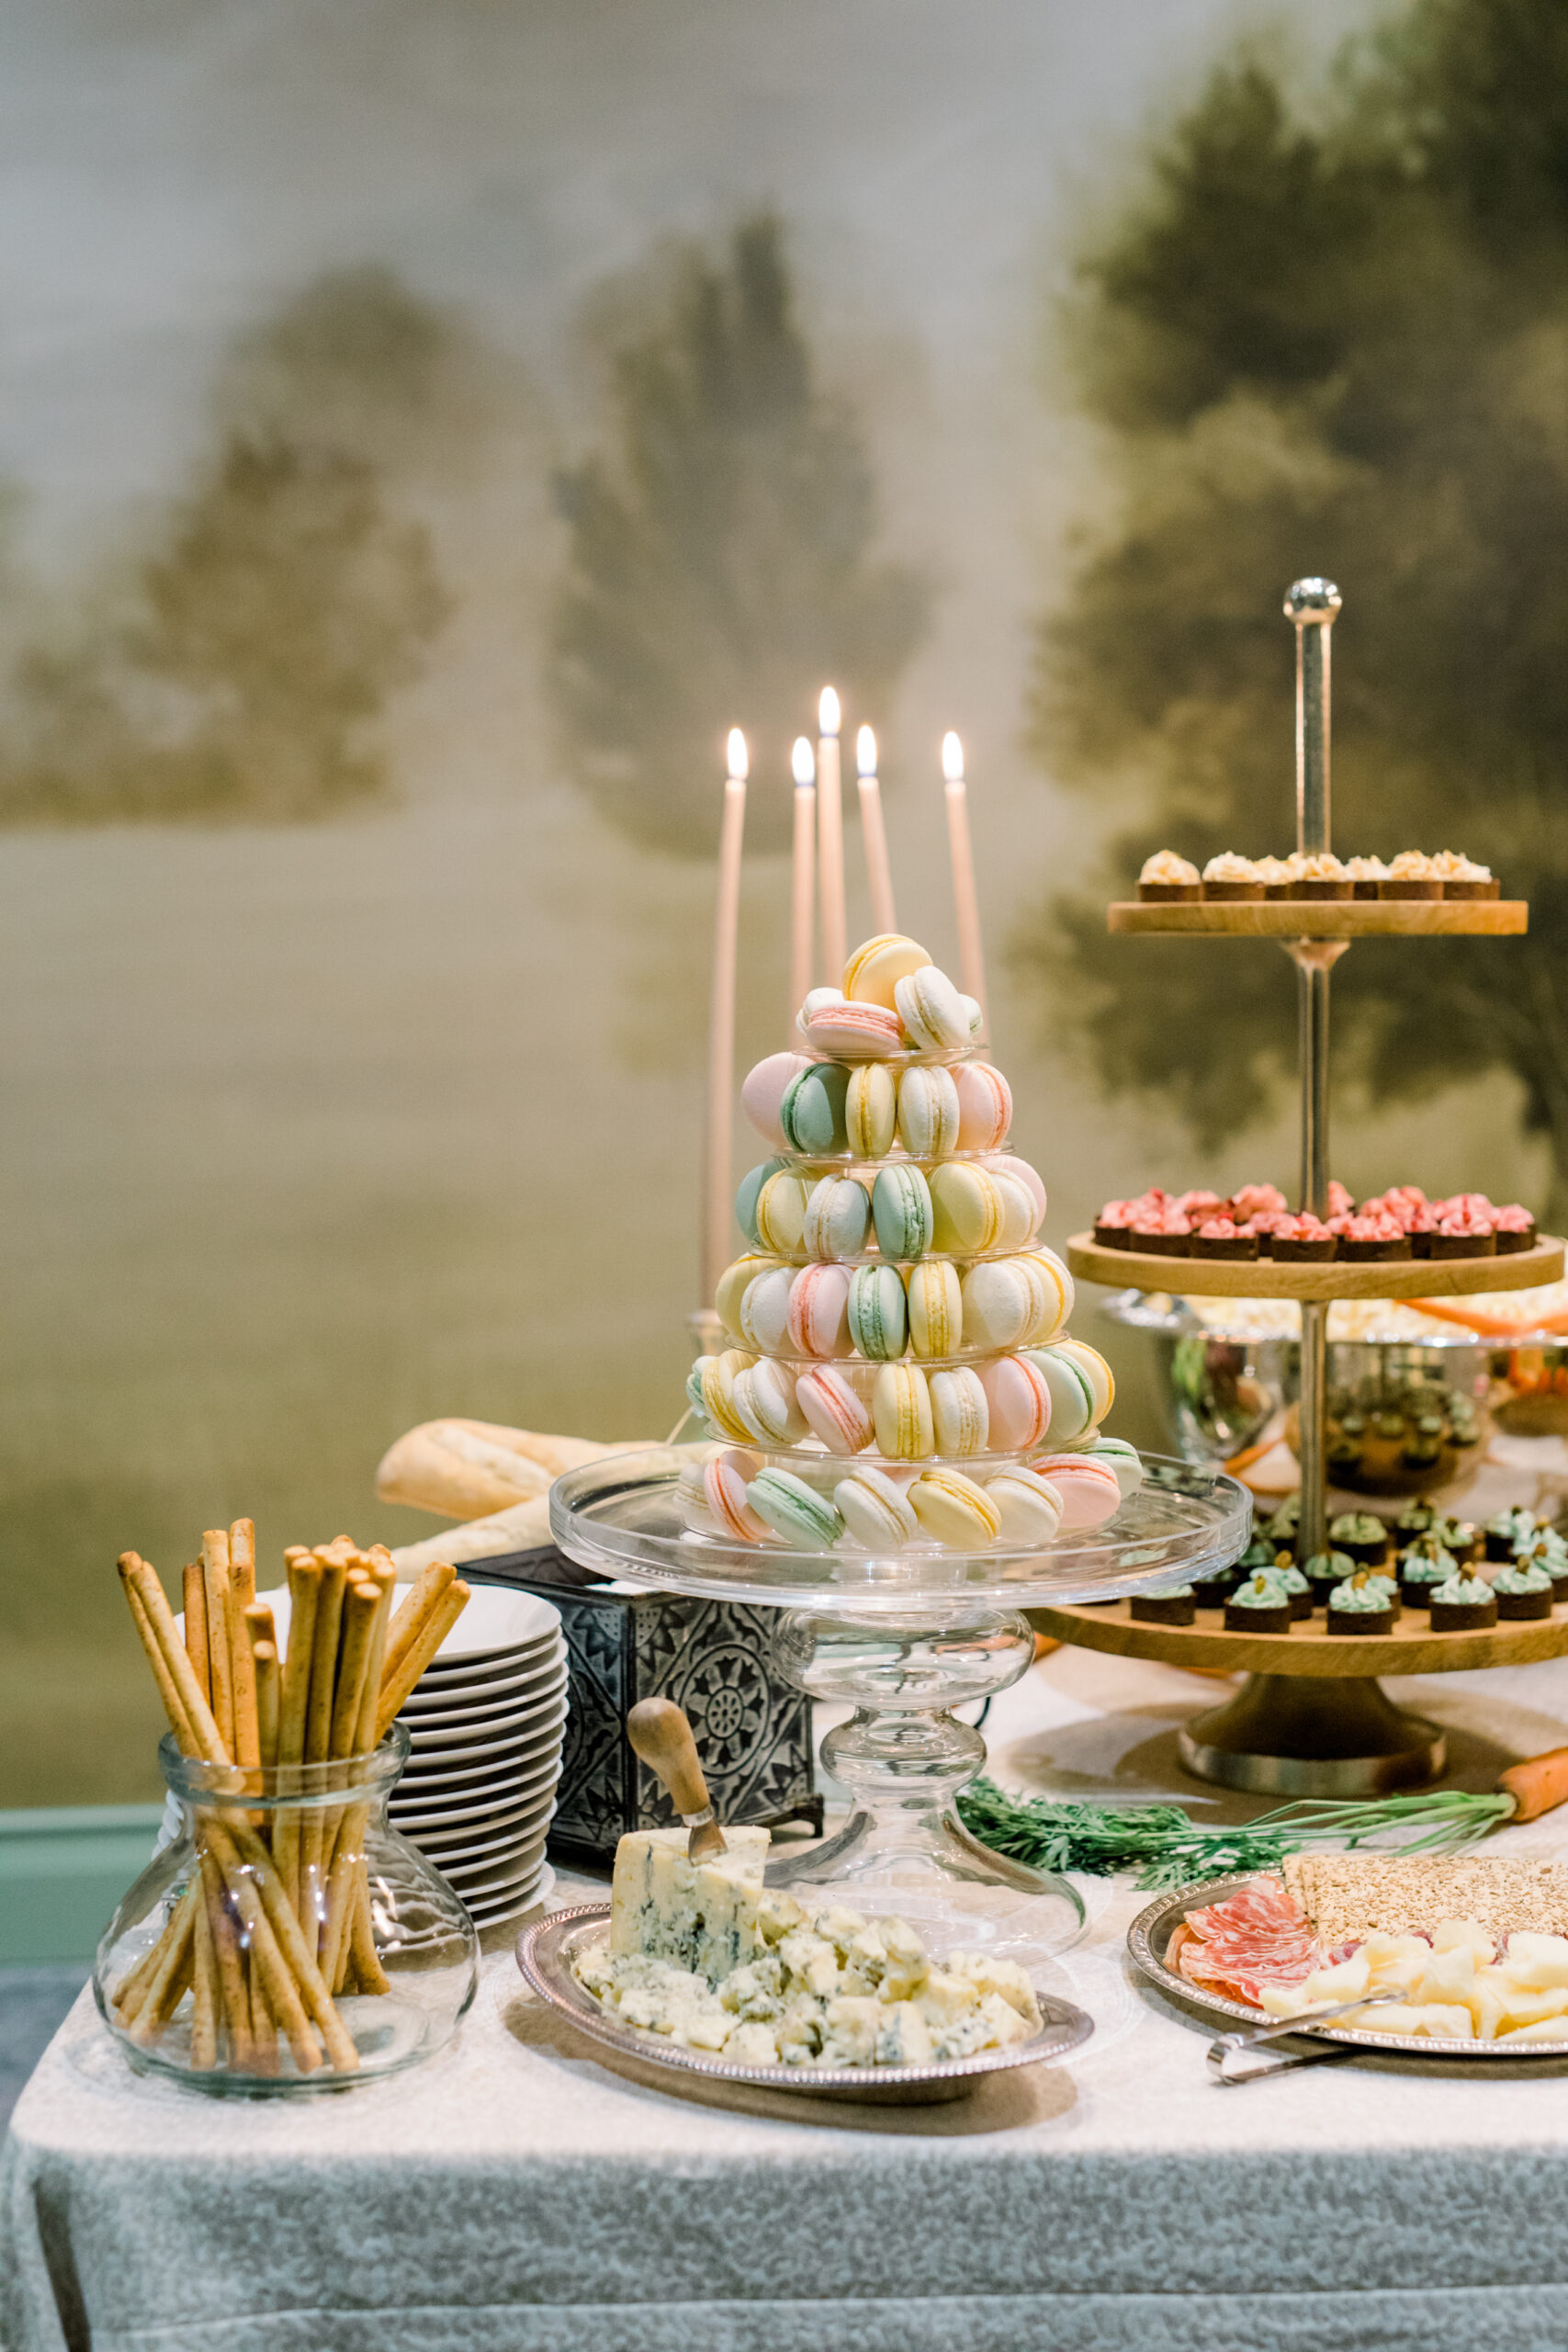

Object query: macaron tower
[686,933,1137,1556]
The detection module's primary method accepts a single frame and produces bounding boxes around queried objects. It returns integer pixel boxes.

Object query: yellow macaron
[908,1468,1002,1547]
[842,933,932,1009]
[873,1363,935,1459]
[907,1259,963,1357]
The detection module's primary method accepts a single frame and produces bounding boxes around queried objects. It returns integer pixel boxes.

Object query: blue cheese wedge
[578,1826,1044,2069]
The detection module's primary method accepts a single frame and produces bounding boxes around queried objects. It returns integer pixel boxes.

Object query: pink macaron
[805,1001,904,1059]
[953,1062,1012,1151]
[979,1355,1053,1451]
[1029,1453,1122,1532]
[703,1449,774,1541]
[786,1262,853,1358]
[795,1365,874,1455]
[740,1052,813,1148]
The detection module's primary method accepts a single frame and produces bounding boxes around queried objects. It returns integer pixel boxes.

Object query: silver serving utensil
[626,1697,727,1860]
[1208,1987,1404,2086]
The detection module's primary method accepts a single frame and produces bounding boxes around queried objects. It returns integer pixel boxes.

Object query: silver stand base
[1178,1671,1447,1797]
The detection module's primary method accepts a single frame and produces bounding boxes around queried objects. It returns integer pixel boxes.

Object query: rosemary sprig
[955,1778,1516,1892]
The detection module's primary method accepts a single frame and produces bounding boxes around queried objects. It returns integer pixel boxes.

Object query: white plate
[396,1695,568,1766]
[253,1582,560,1664]
[409,1806,557,1865]
[411,1640,562,1693]
[400,1645,566,1715]
[395,1726,566,1792]
[394,1763,560,1828]
[402,1670,569,1748]
[390,1782,559,1837]
[442,1837,551,1895]
[467,1863,555,1925]
[394,1754,563,1813]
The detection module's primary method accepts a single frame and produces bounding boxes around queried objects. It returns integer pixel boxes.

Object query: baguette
[375,1419,647,1521]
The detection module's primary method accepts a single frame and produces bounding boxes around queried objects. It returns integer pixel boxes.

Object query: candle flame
[727,728,749,781]
[942,730,964,783]
[818,685,840,738]
[856,725,877,778]
[792,735,816,786]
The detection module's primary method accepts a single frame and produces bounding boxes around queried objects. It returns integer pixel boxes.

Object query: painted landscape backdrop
[4,0,1563,1799]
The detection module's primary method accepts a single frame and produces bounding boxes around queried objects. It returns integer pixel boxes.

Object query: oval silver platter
[1129,1871,1568,2060]
[518,1903,1092,2104]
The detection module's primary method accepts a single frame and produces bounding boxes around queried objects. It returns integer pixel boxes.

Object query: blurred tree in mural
[550,214,929,854]
[1027,0,1568,1212]
[0,269,458,824]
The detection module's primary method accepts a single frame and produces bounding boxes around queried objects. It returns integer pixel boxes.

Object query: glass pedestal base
[764,1609,1086,1962]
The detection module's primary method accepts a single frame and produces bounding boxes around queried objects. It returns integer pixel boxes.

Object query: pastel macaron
[987,1154,1045,1229]
[896,1064,960,1157]
[907,1258,962,1357]
[930,1162,1002,1253]
[716,1252,782,1340]
[739,1264,795,1355]
[953,1062,1012,1150]
[1051,1336,1114,1422]
[754,1170,816,1256]
[846,1062,897,1159]
[745,1466,845,1547]
[787,1262,853,1359]
[741,1052,812,1148]
[960,1257,1047,1351]
[843,933,931,1009]
[781,1061,851,1155]
[703,1448,775,1542]
[931,1367,989,1456]
[1085,1436,1144,1497]
[795,1364,874,1455]
[731,1360,809,1447]
[873,1363,935,1459]
[985,1469,1064,1546]
[1019,1344,1098,1442]
[847,1262,908,1360]
[894,964,970,1052]
[834,1465,919,1550]
[699,1351,760,1445]
[872,1163,934,1261]
[908,1467,1002,1547]
[1031,1453,1122,1532]
[1023,1247,1074,1343]
[806,1001,904,1060]
[978,1354,1053,1451]
[990,1170,1039,1251]
[735,1159,787,1248]
[804,1175,871,1261]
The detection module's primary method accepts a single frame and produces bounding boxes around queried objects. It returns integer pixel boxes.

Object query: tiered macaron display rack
[1057,580,1567,1796]
[555,936,1250,1958]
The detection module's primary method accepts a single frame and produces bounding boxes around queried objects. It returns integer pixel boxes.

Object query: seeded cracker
[1283,1853,1568,1948]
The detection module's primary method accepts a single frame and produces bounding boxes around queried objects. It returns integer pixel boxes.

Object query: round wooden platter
[1066,1231,1563,1302]
[1107,899,1528,938]
[1030,1595,1568,1679]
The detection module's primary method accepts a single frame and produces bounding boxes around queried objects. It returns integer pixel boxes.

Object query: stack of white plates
[388,1587,566,1925]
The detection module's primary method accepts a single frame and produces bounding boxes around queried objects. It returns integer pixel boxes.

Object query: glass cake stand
[551,1444,1250,1960]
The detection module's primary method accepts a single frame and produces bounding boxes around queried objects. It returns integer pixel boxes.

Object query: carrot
[1497,1746,1568,1824]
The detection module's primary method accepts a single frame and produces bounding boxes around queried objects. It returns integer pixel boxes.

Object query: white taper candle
[942,730,987,1017]
[817,686,845,985]
[855,724,897,934]
[789,736,816,1041]
[703,729,748,1306]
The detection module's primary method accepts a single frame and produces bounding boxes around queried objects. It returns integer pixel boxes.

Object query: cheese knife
[626,1697,728,1860]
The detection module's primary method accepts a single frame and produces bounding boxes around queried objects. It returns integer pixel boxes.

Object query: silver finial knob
[1284,578,1341,625]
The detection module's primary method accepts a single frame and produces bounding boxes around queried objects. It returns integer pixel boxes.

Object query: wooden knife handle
[626,1697,712,1818]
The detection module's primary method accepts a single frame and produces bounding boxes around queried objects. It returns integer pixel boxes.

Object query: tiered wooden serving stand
[1044,578,1567,1795]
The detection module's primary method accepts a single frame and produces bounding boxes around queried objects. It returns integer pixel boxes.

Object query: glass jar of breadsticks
[96,1531,478,2093]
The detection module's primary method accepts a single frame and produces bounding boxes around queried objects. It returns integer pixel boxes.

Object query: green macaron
[872,1163,934,1261]
[735,1159,787,1249]
[781,1061,850,1155]
[745,1467,844,1547]
[847,1262,908,1360]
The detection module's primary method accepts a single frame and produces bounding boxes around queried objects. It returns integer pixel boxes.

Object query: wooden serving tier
[1108,899,1529,938]
[1066,1232,1563,1302]
[1031,1595,1568,1801]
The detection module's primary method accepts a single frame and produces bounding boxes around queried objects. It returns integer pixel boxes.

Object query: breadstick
[248,1954,278,2075]
[319,1837,359,1995]
[182,1563,210,1705]
[330,1582,379,1759]
[321,1562,400,1976]
[376,1580,469,1739]
[254,1639,280,1769]
[381,1562,455,1687]
[188,1882,220,2071]
[198,1849,253,2068]
[230,1518,255,1611]
[201,1529,235,1753]
[119,1555,230,1765]
[348,1871,389,1996]
[273,1556,320,1914]
[202,1836,318,2072]
[113,1881,200,2021]
[126,1893,197,2046]
[229,1547,261,1774]
[216,1818,358,2069]
[305,1555,346,1763]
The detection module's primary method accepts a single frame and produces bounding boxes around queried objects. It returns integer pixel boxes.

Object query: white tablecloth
[10,1642,1568,2352]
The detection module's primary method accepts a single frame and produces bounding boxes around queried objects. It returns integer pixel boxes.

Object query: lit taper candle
[817,686,846,984]
[703,729,748,1306]
[856,724,897,934]
[789,735,816,1039]
[942,729,987,1017]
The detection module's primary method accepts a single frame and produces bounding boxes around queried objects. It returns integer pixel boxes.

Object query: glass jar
[95,1726,478,2094]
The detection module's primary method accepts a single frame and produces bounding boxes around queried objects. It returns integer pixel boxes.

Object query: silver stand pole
[1284,578,1342,1570]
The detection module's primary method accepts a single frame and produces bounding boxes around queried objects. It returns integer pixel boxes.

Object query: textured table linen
[10,1643,1568,2352]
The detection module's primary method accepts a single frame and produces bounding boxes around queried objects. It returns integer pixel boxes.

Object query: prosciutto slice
[1175,1874,1321,2006]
